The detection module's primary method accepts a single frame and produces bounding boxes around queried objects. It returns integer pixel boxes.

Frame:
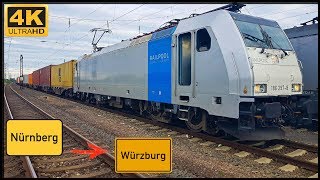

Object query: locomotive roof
[84,10,224,59]
[83,22,178,59]
[228,11,280,28]
[284,23,318,39]
[82,9,281,60]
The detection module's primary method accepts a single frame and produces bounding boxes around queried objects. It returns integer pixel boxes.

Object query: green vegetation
[4,79,15,85]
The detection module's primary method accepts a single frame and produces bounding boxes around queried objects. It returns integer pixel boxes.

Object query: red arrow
[70,142,107,159]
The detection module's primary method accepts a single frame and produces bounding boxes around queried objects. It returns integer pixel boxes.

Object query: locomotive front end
[219,12,303,140]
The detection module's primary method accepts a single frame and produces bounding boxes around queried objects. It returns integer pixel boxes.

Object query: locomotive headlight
[292,84,301,92]
[254,84,267,93]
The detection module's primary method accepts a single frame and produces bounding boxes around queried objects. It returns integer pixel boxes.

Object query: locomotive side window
[196,28,211,52]
[178,32,191,86]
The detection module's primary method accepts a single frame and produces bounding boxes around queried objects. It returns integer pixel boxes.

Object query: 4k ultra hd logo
[5,4,48,37]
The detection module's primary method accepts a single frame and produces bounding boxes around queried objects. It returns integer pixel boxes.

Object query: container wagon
[16,77,20,84]
[39,65,54,92]
[32,70,40,89]
[28,73,33,87]
[51,60,76,96]
[23,74,29,86]
[284,17,318,127]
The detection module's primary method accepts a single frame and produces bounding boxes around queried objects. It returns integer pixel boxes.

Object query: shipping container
[23,74,29,84]
[28,73,33,85]
[39,65,53,89]
[51,60,76,95]
[32,69,40,87]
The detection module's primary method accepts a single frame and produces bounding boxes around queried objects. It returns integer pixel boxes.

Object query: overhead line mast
[19,55,23,89]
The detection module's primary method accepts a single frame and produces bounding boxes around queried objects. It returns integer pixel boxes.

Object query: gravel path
[11,84,317,178]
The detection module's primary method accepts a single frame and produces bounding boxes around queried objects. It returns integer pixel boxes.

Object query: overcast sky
[4,3,318,79]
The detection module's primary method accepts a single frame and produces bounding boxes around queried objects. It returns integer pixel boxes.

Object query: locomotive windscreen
[230,12,293,51]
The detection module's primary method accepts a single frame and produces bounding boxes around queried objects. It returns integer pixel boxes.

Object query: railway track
[120,113,318,173]
[10,83,319,177]
[20,84,320,172]
[109,110,319,172]
[4,84,145,178]
[4,90,36,178]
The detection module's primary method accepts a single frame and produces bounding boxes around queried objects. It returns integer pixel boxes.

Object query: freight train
[284,17,318,128]
[18,5,309,141]
[16,77,21,84]
[27,61,76,95]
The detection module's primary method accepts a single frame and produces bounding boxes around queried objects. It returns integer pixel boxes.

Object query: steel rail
[8,84,146,178]
[273,139,318,153]
[4,84,38,178]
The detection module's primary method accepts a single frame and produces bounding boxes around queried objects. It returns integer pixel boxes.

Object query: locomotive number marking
[271,85,288,91]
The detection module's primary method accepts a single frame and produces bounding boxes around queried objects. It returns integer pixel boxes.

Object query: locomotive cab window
[196,28,211,52]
